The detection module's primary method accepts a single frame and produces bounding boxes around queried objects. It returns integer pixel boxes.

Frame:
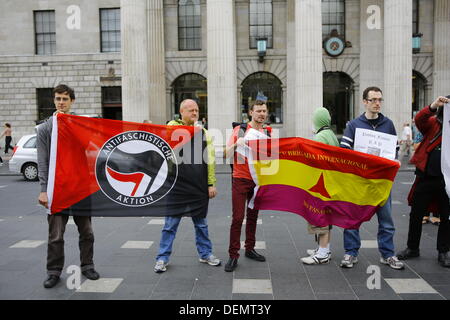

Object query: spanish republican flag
[249,137,400,229]
[46,114,209,217]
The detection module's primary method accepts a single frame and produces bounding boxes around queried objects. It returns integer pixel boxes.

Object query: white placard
[236,128,269,157]
[354,128,397,160]
[244,128,270,140]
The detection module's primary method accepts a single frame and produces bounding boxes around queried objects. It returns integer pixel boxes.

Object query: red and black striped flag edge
[47,114,209,217]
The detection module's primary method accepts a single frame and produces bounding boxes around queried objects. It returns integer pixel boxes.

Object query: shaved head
[179,99,199,125]
[180,99,198,112]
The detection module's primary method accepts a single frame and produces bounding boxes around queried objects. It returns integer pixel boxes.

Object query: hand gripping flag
[46,114,209,217]
[248,137,400,229]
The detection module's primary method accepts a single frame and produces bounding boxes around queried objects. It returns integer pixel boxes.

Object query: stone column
[207,0,237,147]
[147,0,167,125]
[345,0,360,119]
[425,84,433,108]
[433,0,450,98]
[359,0,384,115]
[166,88,172,121]
[384,0,412,132]
[120,0,150,123]
[295,0,322,138]
[281,85,287,137]
[285,0,296,137]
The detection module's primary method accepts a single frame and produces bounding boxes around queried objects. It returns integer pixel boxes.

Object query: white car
[11,116,100,181]
[9,134,38,181]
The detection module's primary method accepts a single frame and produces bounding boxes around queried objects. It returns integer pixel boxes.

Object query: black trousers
[407,176,450,253]
[4,136,13,154]
[46,214,95,276]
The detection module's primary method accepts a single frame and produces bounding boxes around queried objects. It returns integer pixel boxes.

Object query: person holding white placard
[397,95,450,268]
[224,100,272,272]
[339,86,404,270]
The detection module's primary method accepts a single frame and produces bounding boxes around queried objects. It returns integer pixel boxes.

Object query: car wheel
[23,163,38,181]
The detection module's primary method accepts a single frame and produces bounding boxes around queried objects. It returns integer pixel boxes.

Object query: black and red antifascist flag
[46,114,209,217]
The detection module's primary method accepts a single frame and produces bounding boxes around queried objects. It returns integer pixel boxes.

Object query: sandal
[422,216,430,224]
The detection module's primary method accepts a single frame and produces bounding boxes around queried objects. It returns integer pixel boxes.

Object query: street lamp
[257,37,267,63]
[412,33,422,53]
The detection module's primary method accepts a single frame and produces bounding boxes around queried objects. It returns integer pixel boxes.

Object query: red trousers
[228,178,259,258]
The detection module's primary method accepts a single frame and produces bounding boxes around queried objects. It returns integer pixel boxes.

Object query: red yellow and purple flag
[248,137,400,229]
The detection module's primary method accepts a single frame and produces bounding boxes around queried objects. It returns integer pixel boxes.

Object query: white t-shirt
[401,126,412,141]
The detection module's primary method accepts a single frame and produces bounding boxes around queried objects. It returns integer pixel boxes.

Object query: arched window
[241,72,282,124]
[172,73,207,121]
[323,72,354,134]
[178,0,201,50]
[412,71,427,116]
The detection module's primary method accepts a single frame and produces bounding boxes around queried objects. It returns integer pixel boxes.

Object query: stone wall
[0,54,121,139]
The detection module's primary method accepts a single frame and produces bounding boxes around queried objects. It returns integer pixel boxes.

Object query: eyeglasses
[366,98,384,103]
[54,97,70,102]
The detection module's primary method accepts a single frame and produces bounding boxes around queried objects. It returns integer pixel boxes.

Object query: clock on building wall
[324,36,345,57]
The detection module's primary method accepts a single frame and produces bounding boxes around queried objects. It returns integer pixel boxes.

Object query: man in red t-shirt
[224,100,271,272]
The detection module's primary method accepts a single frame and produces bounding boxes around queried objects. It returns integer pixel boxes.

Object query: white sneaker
[199,254,221,266]
[380,256,404,270]
[340,254,358,268]
[154,260,168,273]
[301,253,330,265]
[306,248,331,259]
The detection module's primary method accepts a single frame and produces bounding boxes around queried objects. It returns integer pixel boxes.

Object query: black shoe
[82,269,100,280]
[438,252,450,268]
[245,249,266,262]
[224,258,238,272]
[43,275,60,288]
[397,248,420,260]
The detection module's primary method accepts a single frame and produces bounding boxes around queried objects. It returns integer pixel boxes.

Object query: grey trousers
[46,214,95,276]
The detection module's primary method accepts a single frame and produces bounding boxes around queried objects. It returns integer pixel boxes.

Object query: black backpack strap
[316,126,331,134]
[238,123,247,138]
[237,123,271,138]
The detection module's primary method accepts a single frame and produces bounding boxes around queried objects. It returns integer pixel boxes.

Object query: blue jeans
[156,215,213,263]
[343,195,395,259]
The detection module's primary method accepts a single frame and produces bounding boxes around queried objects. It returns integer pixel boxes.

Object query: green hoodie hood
[312,107,331,132]
[312,107,339,147]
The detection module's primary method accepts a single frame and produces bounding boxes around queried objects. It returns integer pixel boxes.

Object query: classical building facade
[0,0,449,145]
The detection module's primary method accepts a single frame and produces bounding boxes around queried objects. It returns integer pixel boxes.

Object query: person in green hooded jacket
[301,107,339,265]
[311,107,339,146]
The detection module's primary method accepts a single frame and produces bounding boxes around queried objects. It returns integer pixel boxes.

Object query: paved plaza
[0,161,449,301]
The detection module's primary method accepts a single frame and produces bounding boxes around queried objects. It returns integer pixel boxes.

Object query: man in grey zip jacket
[339,86,404,270]
[37,84,100,288]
